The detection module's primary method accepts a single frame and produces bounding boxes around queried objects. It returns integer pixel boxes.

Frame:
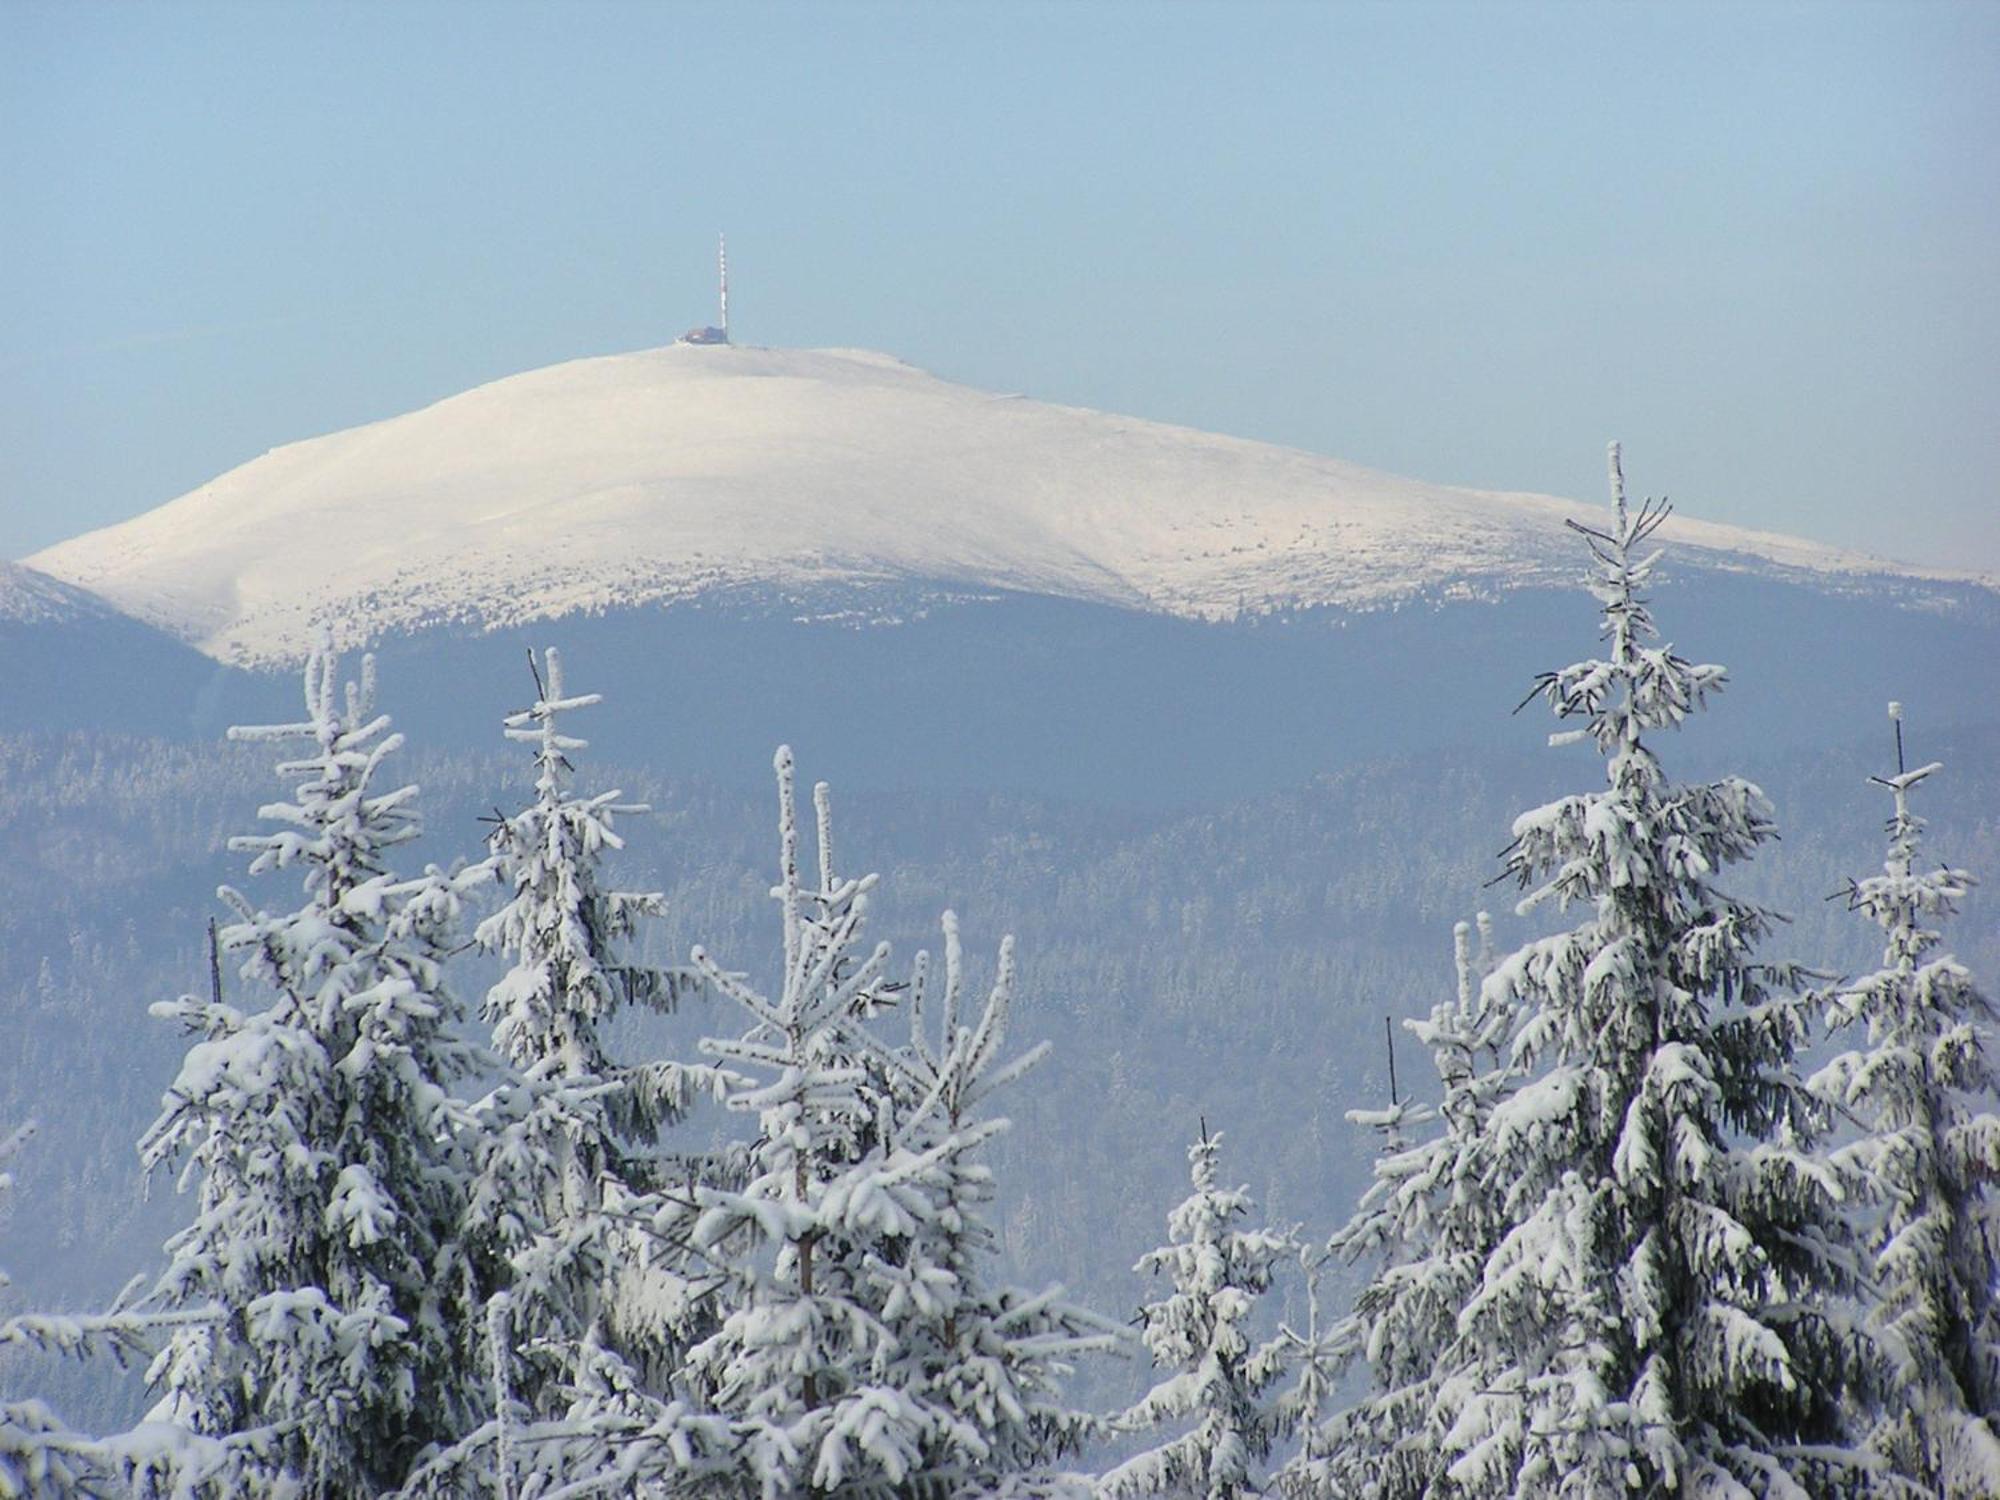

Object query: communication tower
[679,234,731,346]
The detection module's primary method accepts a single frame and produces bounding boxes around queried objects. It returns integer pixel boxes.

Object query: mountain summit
[25,344,1964,665]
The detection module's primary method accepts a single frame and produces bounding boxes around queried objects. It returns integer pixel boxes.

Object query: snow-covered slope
[0,560,262,735]
[24,345,1976,664]
[0,559,119,626]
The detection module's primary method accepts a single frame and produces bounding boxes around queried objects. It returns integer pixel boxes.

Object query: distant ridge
[0,559,118,626]
[0,560,260,735]
[26,344,1985,665]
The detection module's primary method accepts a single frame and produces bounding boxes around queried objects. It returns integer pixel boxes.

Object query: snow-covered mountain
[0,560,255,735]
[6,348,1998,1445]
[24,344,1980,665]
[0,558,119,626]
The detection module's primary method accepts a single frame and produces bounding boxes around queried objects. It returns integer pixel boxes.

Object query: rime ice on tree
[1297,914,1515,1498]
[463,648,716,1424]
[3,1120,239,1496]
[681,750,1109,1497]
[846,908,1116,1493]
[477,646,691,1118]
[681,748,904,1492]
[1811,707,2000,1496]
[1348,448,1872,1498]
[423,645,729,1495]
[681,751,929,1492]
[138,649,485,1497]
[1100,1129,1291,1500]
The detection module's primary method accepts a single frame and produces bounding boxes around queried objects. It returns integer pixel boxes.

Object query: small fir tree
[678,750,1108,1497]
[138,649,485,1497]
[1268,1246,1340,1484]
[1100,1128,1291,1500]
[1811,707,2000,1495]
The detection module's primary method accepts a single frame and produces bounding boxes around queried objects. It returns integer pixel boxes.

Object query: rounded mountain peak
[26,342,1932,664]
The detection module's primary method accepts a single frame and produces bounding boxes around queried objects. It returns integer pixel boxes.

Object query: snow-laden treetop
[25,344,1976,664]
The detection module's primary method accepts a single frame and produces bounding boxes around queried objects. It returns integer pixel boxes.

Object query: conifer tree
[4,1120,111,1498]
[463,647,716,1428]
[678,748,936,1495]
[1297,915,1514,1499]
[1100,1128,1291,1500]
[1811,707,2000,1495]
[138,649,486,1497]
[1268,1246,1339,1483]
[1392,446,1871,1497]
[675,749,1110,1497]
[850,909,1115,1493]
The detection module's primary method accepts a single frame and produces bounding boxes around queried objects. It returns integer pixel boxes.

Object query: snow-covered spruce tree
[460,648,717,1430]
[678,747,916,1495]
[681,748,1110,1497]
[1291,915,1516,1499]
[1267,1247,1339,1485]
[1100,1129,1292,1500]
[1810,708,2000,1495]
[845,909,1117,1493]
[1418,446,1870,1497]
[139,648,486,1497]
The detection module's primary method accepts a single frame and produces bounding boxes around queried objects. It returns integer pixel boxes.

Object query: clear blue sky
[4,0,1996,570]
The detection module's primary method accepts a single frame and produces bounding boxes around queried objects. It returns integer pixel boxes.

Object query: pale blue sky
[4,0,1996,570]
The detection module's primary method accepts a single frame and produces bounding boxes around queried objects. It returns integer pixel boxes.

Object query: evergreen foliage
[1308,448,1879,1499]
[680,751,1111,1497]
[3,1119,235,1498]
[849,908,1116,1493]
[137,650,486,1496]
[460,647,718,1445]
[679,747,911,1494]
[1811,708,2000,1495]
[1298,915,1516,1498]
[14,463,1997,1495]
[4,1122,111,1498]
[1420,446,1871,1497]
[1100,1129,1291,1500]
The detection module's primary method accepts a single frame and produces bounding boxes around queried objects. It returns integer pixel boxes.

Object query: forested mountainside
[12,377,2000,1490]
[6,707,1993,1437]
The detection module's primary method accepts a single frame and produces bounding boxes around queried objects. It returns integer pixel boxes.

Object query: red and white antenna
[718,233,729,341]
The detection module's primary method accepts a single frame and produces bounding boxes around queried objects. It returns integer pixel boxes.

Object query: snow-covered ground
[25,344,1981,664]
[0,559,116,626]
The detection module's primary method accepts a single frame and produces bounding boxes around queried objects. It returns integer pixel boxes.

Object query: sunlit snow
[23,345,1963,665]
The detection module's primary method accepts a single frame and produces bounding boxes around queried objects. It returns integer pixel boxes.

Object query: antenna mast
[718,233,729,342]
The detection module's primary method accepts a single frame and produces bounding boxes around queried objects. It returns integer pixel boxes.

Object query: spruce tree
[463,647,715,1430]
[1268,1245,1340,1483]
[679,746,918,1494]
[138,649,485,1496]
[849,909,1115,1494]
[1397,446,1871,1496]
[678,749,1110,1497]
[4,1120,107,1497]
[1099,1128,1291,1500]
[1299,915,1515,1499]
[1811,708,2000,1495]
